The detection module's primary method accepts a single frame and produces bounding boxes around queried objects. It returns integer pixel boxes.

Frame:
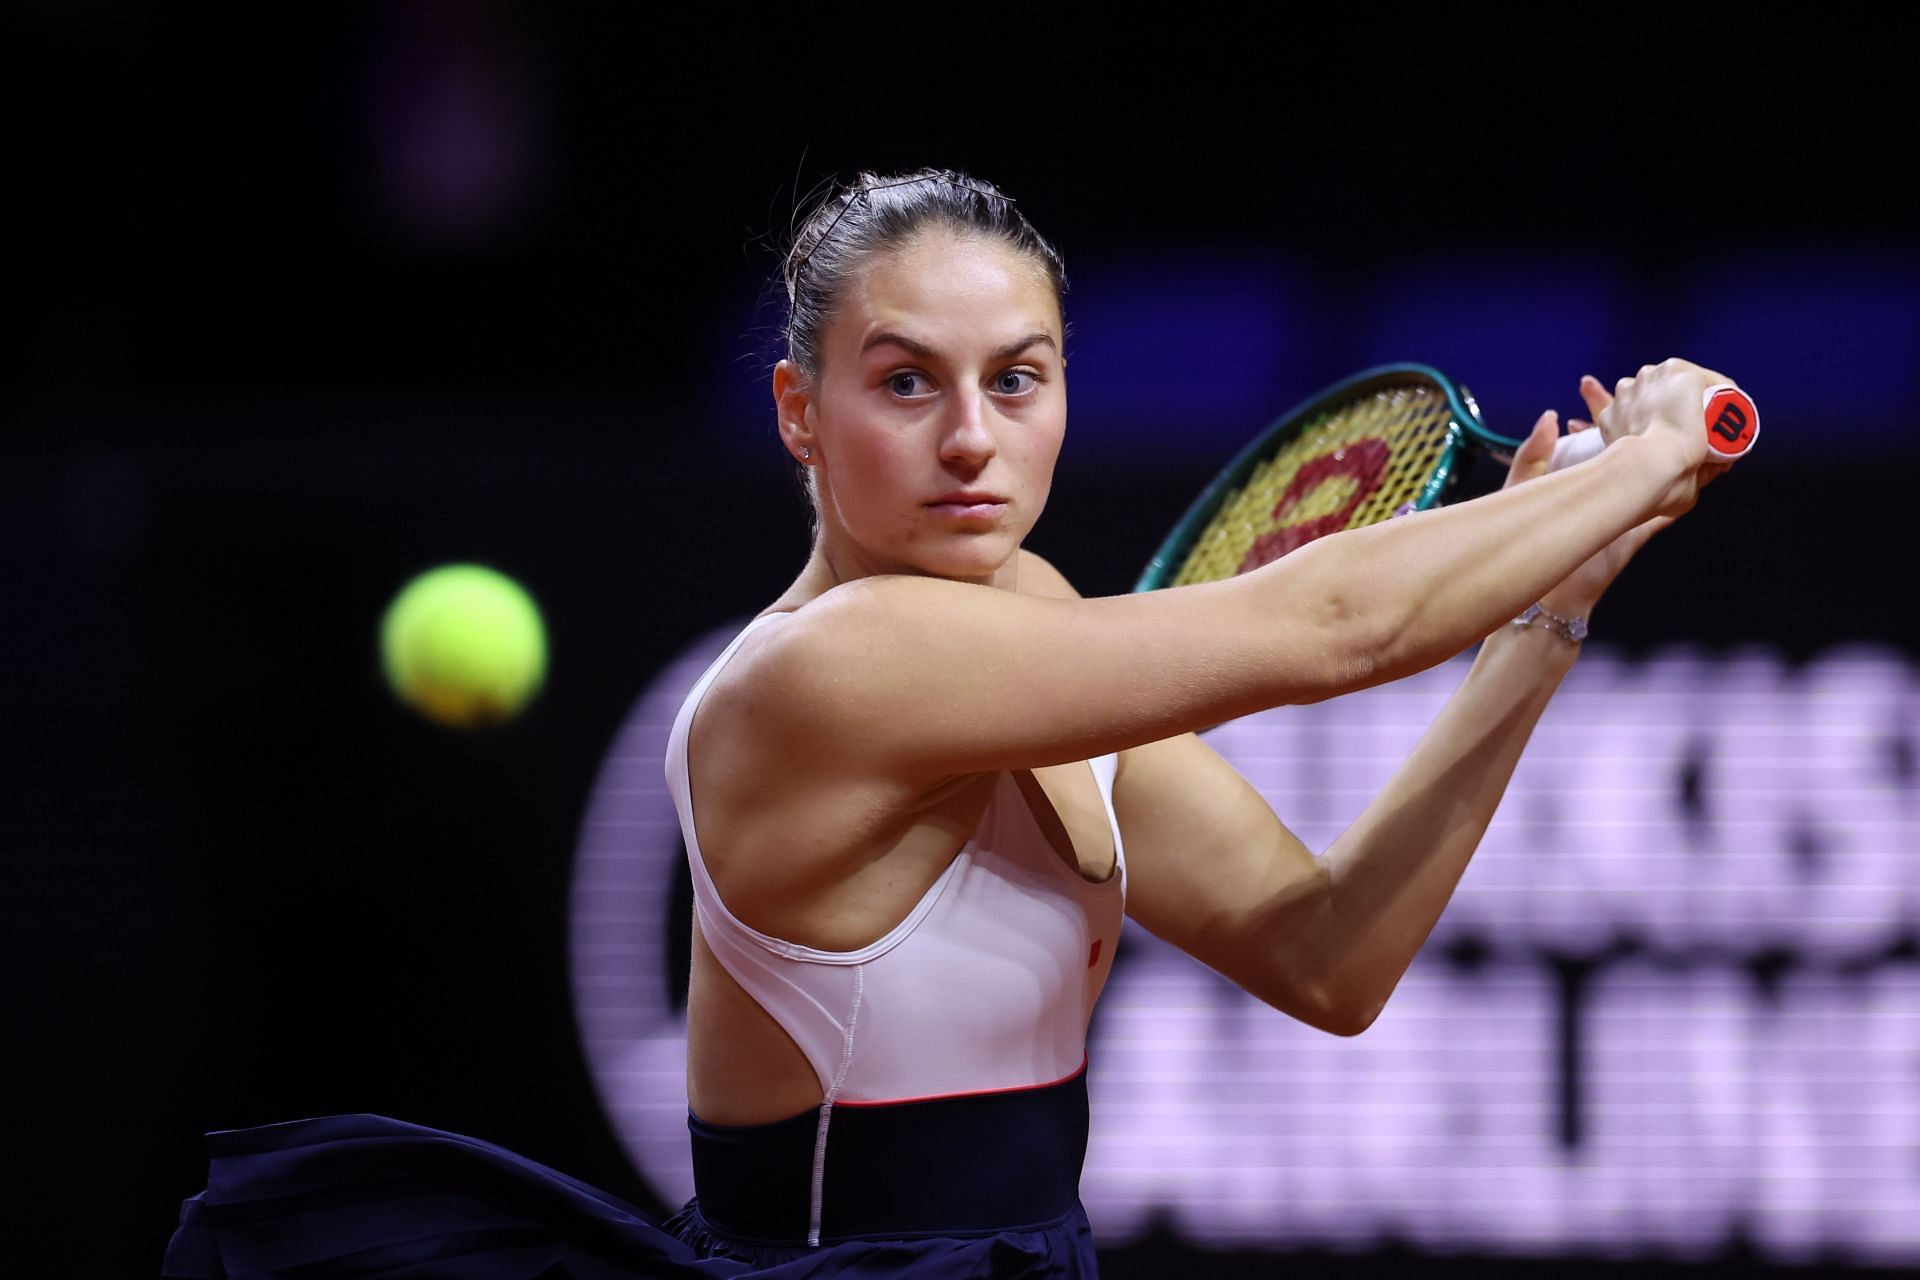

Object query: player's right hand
[1579,359,1734,520]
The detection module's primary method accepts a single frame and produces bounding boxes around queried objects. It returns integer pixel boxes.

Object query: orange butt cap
[1704,385,1760,459]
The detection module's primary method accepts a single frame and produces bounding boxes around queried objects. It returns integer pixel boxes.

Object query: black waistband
[687,1067,1090,1245]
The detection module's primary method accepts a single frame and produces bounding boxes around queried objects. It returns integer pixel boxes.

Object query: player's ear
[774,359,817,465]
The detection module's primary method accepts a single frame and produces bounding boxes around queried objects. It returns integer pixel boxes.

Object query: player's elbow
[1304,959,1392,1036]
[1314,997,1384,1038]
[1259,973,1380,1037]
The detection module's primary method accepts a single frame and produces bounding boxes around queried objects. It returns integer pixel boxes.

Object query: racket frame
[1133,363,1523,592]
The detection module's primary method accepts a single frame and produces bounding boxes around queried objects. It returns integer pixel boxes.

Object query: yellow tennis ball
[380,564,548,728]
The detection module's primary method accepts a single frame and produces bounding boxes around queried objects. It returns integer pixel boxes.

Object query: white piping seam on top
[808,964,864,1248]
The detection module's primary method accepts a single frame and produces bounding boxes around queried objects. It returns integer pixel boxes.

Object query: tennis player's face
[809,231,1066,586]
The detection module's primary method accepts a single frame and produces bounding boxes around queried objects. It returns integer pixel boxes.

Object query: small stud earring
[801,446,812,462]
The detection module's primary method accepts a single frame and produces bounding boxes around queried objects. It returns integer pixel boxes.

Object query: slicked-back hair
[782,168,1067,382]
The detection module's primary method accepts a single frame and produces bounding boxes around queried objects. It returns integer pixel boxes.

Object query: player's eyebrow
[861,331,1057,363]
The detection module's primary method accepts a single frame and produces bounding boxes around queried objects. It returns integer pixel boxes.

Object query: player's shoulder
[723,558,1084,709]
[715,575,977,704]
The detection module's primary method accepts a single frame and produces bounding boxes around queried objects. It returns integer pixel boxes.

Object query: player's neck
[776,532,1019,606]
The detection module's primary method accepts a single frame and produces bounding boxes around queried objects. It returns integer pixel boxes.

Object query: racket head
[1134,363,1521,591]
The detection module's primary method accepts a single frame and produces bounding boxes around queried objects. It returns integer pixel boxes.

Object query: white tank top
[665,611,1127,1106]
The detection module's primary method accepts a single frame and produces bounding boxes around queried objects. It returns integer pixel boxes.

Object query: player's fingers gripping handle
[1547,383,1758,472]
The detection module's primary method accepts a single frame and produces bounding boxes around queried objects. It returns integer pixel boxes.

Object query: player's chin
[915,530,1022,581]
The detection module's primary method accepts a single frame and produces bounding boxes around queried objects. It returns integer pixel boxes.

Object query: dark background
[4,8,1913,1275]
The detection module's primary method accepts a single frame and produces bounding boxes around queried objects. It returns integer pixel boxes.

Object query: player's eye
[887,372,932,398]
[994,370,1039,395]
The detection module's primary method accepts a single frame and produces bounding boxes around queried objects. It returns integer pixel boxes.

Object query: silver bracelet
[1511,601,1588,645]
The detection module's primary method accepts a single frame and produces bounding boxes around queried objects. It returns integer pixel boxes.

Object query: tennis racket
[1134,363,1756,591]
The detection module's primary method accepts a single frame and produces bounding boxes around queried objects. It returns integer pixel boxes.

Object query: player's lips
[925,490,1008,519]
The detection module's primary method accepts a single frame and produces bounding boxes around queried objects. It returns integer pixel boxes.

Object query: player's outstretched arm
[742,428,1690,787]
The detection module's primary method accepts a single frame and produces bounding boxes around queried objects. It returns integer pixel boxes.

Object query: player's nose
[939,394,997,468]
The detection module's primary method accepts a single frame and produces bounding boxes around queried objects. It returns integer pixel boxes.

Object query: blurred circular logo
[567,623,740,1205]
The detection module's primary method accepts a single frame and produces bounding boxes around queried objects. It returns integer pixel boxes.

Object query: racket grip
[1547,427,1606,471]
[1544,383,1760,473]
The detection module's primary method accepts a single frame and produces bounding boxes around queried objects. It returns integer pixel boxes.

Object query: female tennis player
[165,169,1729,1278]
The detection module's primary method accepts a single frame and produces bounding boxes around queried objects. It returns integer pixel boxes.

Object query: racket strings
[1172,385,1458,586]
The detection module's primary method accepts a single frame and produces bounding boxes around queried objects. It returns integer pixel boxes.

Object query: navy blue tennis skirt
[163,1070,1101,1278]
